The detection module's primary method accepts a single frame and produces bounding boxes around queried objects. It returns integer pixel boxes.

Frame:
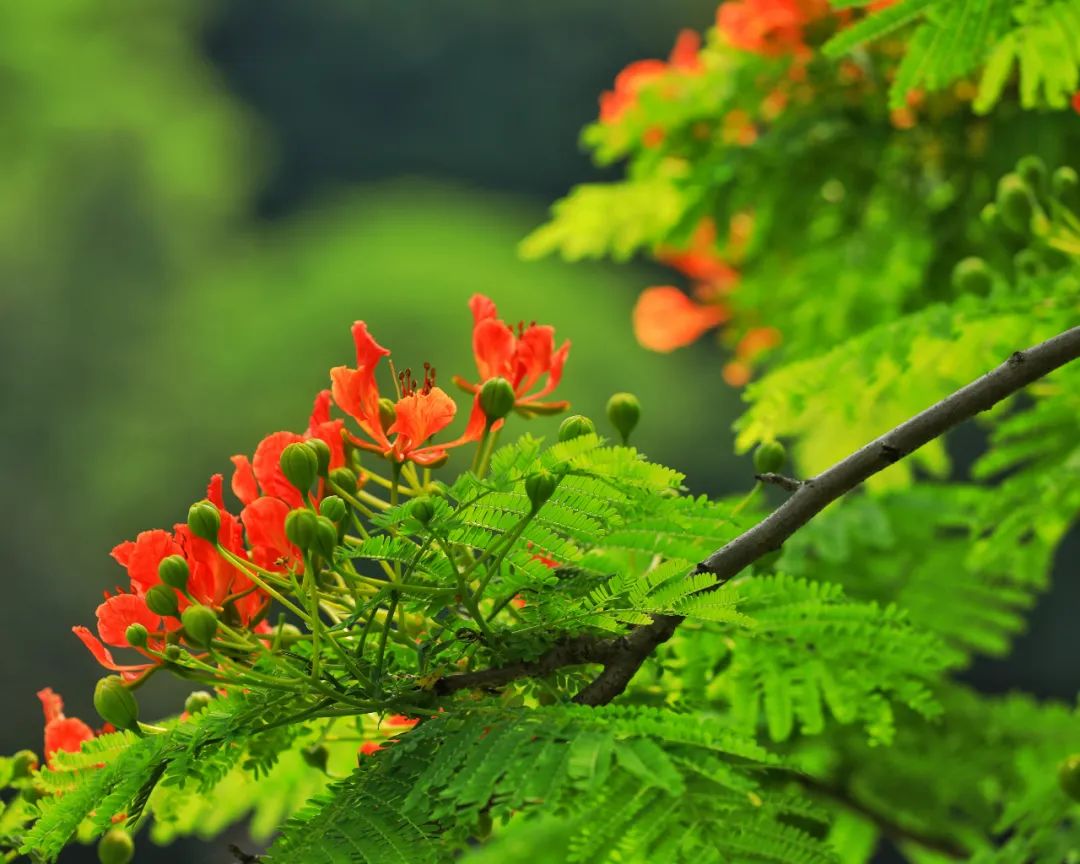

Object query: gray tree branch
[435,325,1080,708]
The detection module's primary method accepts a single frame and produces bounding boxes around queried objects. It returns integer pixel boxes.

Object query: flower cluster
[592,1,911,383]
[42,295,572,746]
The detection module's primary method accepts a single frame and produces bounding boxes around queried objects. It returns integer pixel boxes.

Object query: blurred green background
[1,1,1075,861]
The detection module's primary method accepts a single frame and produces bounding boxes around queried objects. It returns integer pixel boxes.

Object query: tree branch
[433,327,1080,706]
[572,325,1080,705]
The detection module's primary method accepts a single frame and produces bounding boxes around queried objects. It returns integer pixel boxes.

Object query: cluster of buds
[35,297,644,775]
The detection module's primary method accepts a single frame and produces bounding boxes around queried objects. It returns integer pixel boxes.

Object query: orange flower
[231,392,349,570]
[656,220,740,292]
[717,0,830,56]
[598,29,703,124]
[452,294,571,416]
[1072,91,1080,114]
[76,475,268,676]
[633,286,729,352]
[38,688,94,766]
[722,326,783,386]
[331,322,480,465]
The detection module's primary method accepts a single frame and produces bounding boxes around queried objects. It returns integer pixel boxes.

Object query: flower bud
[1052,165,1079,208]
[1060,755,1080,801]
[479,377,516,422]
[285,507,319,550]
[525,470,558,511]
[314,516,338,560]
[145,584,179,618]
[280,442,318,494]
[125,623,149,649]
[93,676,139,733]
[606,392,641,443]
[11,749,38,780]
[1014,249,1045,279]
[319,495,347,522]
[164,644,182,662]
[301,744,330,773]
[97,827,135,864]
[558,414,596,443]
[184,691,214,715]
[753,441,786,475]
[273,623,303,647]
[187,500,221,543]
[951,257,993,297]
[306,438,332,476]
[329,466,359,493]
[979,202,1001,232]
[411,496,436,525]
[1016,155,1047,193]
[157,554,189,591]
[378,398,397,432]
[996,173,1035,235]
[181,605,219,647]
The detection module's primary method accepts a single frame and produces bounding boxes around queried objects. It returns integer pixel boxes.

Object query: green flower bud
[314,516,338,560]
[1052,165,1079,209]
[280,442,318,494]
[1059,754,1080,801]
[157,554,189,591]
[753,441,786,475]
[951,257,994,297]
[93,676,139,733]
[145,584,179,618]
[558,414,596,443]
[525,470,558,511]
[996,173,1036,235]
[319,495,347,522]
[273,622,303,647]
[979,202,1001,232]
[329,466,359,493]
[1014,249,1045,279]
[11,750,38,780]
[285,507,319,550]
[184,691,214,715]
[187,500,221,543]
[97,827,134,864]
[301,744,330,773]
[125,623,149,649]
[306,438,332,476]
[606,392,641,443]
[164,644,183,662]
[479,377,516,422]
[411,496,436,525]
[181,605,219,647]
[378,398,397,432]
[1016,155,1047,193]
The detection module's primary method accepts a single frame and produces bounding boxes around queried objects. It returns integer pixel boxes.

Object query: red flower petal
[44,717,94,763]
[632,286,728,352]
[230,455,259,507]
[473,318,516,382]
[96,594,165,647]
[114,530,182,596]
[387,387,458,459]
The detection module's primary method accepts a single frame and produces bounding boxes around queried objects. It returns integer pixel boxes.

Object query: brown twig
[433,326,1080,707]
[573,326,1080,706]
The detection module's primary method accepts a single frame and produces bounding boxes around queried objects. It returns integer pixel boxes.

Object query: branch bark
[575,325,1080,705]
[435,326,1080,707]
